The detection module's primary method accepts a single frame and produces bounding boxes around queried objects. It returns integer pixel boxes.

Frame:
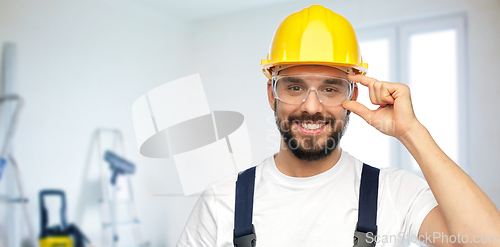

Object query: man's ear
[350,84,359,101]
[267,79,276,111]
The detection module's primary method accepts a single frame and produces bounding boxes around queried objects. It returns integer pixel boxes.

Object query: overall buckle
[233,225,256,247]
[353,230,376,247]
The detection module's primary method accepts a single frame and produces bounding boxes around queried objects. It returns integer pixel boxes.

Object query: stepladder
[87,128,148,247]
[0,95,37,247]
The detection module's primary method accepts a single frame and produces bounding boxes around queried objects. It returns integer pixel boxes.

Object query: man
[177,5,500,247]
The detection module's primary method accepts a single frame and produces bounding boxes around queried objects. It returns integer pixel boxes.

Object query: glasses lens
[275,75,351,106]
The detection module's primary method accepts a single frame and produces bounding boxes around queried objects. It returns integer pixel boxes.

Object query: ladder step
[99,199,136,204]
[102,220,141,228]
[114,245,148,247]
[0,195,28,203]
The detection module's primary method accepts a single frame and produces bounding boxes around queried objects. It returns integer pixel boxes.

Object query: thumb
[342,101,372,122]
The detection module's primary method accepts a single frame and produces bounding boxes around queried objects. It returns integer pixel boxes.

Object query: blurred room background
[0,0,499,246]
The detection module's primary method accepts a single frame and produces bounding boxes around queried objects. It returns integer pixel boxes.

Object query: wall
[0,0,195,246]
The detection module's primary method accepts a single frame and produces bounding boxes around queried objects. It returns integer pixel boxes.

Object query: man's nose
[300,89,323,115]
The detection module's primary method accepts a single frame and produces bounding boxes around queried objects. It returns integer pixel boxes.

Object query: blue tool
[103,149,138,246]
[104,150,136,185]
[0,158,6,181]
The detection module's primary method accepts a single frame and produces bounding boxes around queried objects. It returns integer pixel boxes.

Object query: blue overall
[233,163,380,247]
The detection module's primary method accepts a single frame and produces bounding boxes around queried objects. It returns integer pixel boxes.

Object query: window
[341,38,393,168]
[343,14,468,176]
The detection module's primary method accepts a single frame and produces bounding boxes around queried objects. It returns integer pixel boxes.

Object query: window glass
[342,39,392,168]
[409,29,459,169]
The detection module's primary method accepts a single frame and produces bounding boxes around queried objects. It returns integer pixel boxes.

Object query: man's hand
[342,74,421,140]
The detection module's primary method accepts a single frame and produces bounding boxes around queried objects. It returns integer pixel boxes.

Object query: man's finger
[348,74,403,102]
[342,101,372,123]
[347,74,377,87]
[381,86,395,104]
[374,82,395,105]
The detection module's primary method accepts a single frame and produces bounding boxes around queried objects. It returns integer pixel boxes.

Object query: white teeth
[300,122,325,130]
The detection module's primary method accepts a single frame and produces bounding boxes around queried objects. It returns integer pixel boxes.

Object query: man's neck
[273,140,342,178]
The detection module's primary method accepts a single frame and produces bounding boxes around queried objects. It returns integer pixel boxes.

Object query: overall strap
[353,163,380,247]
[233,166,257,247]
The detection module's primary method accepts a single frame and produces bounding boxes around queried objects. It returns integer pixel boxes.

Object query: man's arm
[401,122,500,246]
[343,74,500,246]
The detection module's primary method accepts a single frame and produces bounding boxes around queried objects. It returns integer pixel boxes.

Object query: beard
[274,101,350,162]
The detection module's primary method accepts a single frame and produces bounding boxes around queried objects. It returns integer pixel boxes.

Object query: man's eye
[324,87,339,93]
[289,86,302,91]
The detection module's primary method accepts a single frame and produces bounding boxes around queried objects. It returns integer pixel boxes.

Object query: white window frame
[355,13,469,176]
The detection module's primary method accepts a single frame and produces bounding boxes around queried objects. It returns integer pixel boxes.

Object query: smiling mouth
[293,121,329,135]
[299,121,327,130]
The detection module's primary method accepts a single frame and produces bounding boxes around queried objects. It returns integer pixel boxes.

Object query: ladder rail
[8,155,37,247]
[0,95,23,159]
[0,95,38,247]
[116,130,143,245]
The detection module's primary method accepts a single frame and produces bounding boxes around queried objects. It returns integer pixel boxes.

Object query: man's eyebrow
[281,76,346,85]
[281,77,306,83]
[323,78,346,85]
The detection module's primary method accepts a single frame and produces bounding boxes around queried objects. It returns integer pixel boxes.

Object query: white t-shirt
[177,150,438,247]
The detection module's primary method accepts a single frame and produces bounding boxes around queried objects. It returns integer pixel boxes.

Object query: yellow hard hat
[261,5,368,79]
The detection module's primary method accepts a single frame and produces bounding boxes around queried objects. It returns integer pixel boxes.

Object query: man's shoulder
[204,155,271,194]
[379,166,425,183]
[206,172,237,194]
[344,151,426,187]
[377,166,432,203]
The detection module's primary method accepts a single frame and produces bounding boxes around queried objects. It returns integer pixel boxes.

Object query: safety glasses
[272,74,354,106]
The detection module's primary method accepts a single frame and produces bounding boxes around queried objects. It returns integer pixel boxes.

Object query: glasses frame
[271,74,355,106]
